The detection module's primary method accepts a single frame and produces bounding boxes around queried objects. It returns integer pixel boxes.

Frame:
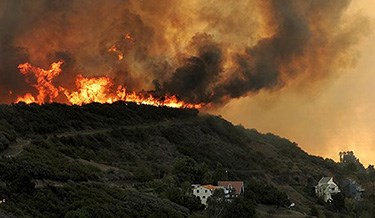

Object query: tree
[223,197,256,218]
[344,198,356,215]
[331,192,346,212]
[339,151,365,172]
[172,157,208,183]
[211,163,228,182]
[207,189,256,218]
[6,173,35,194]
[246,181,290,207]
[165,187,204,212]
[207,189,226,218]
[0,132,10,151]
[367,165,375,179]
[309,205,319,216]
[134,163,154,182]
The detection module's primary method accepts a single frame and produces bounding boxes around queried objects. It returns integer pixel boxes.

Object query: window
[202,196,206,199]
[196,190,199,193]
[205,190,208,193]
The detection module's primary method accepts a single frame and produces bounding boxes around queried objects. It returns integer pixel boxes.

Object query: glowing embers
[108,33,135,61]
[108,45,124,60]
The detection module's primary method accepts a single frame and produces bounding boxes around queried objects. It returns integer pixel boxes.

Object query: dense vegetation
[0,102,373,217]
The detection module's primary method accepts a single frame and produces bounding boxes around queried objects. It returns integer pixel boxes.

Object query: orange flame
[108,45,124,60]
[63,74,123,105]
[64,74,201,108]
[16,61,202,109]
[17,61,63,104]
[120,90,200,108]
[16,93,36,104]
[124,33,134,42]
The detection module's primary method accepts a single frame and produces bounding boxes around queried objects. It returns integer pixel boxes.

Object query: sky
[213,0,375,166]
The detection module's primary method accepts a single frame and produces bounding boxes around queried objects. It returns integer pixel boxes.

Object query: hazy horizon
[213,0,375,167]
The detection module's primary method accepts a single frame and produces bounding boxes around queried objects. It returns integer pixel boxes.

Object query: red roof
[200,185,221,191]
[218,181,244,195]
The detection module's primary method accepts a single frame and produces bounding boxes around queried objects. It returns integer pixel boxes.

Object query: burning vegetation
[15,61,201,108]
[0,0,369,107]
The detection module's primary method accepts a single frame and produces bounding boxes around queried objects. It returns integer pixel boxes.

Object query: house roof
[320,183,339,193]
[319,177,333,184]
[218,181,244,195]
[200,185,221,191]
[321,184,330,190]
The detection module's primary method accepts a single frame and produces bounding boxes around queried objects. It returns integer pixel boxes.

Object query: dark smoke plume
[0,0,369,105]
[161,0,369,104]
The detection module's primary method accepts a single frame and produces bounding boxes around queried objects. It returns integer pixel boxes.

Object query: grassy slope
[0,102,369,217]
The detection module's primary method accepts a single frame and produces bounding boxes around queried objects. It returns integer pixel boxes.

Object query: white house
[192,185,223,205]
[191,184,201,189]
[315,177,340,202]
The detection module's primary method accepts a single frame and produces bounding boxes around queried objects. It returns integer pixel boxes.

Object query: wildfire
[15,61,202,109]
[64,74,201,108]
[124,33,134,42]
[16,93,36,104]
[108,33,134,60]
[108,45,124,60]
[63,74,123,105]
[17,61,63,104]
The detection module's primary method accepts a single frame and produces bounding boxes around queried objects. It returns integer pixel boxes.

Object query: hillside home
[342,179,365,201]
[192,185,223,205]
[218,181,245,198]
[315,177,340,202]
[191,184,201,189]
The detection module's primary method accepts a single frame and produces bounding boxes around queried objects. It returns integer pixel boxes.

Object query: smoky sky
[0,0,369,105]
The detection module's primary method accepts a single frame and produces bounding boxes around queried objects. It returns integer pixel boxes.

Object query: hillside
[0,102,373,217]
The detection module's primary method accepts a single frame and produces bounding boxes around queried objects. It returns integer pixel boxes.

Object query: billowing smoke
[0,0,369,105]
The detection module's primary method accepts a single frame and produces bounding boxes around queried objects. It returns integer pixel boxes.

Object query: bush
[166,187,204,212]
[207,189,256,218]
[0,132,11,151]
[6,173,35,194]
[172,157,209,184]
[223,196,256,218]
[246,181,291,207]
[309,205,319,216]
